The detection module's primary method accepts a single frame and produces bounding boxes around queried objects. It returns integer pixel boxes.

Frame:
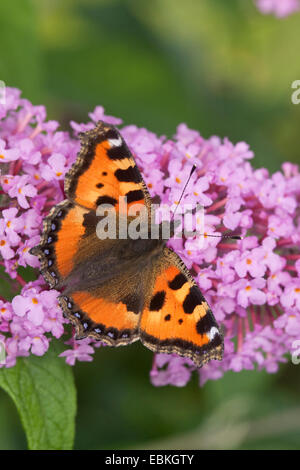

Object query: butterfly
[31,121,223,367]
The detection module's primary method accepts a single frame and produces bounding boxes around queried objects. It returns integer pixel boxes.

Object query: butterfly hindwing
[59,290,141,346]
[57,237,163,345]
[139,248,223,368]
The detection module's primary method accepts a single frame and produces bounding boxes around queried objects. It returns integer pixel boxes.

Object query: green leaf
[0,341,76,450]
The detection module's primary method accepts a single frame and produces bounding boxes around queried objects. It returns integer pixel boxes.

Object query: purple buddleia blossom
[0,87,300,389]
[255,0,299,17]
[59,337,98,366]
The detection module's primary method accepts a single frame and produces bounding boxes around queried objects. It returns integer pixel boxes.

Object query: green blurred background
[1,0,300,450]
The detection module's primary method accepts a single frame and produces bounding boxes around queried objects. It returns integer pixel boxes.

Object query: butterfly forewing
[65,121,152,213]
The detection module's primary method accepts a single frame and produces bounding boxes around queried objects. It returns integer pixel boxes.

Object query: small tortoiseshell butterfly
[31,121,223,367]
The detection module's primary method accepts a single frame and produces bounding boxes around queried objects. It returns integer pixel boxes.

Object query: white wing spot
[208,327,219,340]
[108,136,123,147]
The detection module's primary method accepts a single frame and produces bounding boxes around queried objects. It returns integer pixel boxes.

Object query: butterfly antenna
[170,164,243,241]
[198,233,243,241]
[171,164,197,221]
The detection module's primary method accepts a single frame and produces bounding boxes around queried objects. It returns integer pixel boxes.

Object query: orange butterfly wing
[65,121,152,213]
[59,290,140,346]
[31,201,87,288]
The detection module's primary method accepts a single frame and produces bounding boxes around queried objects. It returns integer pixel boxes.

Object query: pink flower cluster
[148,127,300,386]
[1,87,300,387]
[255,0,299,17]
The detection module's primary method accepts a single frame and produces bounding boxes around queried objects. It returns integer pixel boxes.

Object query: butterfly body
[31,121,223,367]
